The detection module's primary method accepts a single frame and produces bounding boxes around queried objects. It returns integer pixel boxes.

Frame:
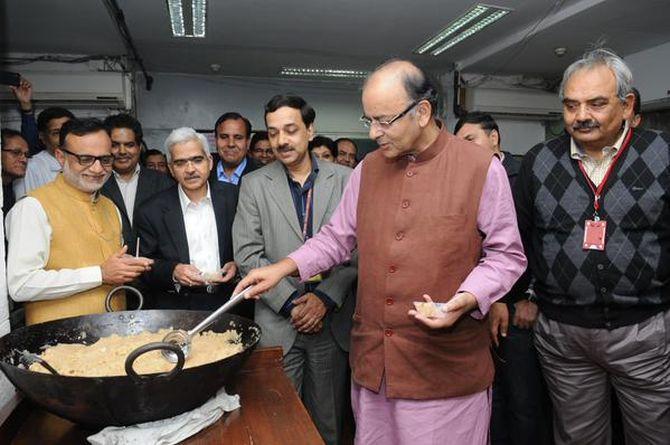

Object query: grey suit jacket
[233,160,357,354]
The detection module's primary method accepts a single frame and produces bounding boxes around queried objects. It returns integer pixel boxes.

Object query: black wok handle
[125,342,185,383]
[105,285,144,312]
[24,353,60,375]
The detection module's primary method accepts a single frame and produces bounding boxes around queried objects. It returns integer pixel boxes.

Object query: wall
[441,71,549,154]
[138,72,548,155]
[625,40,670,105]
[136,73,369,151]
[495,118,548,154]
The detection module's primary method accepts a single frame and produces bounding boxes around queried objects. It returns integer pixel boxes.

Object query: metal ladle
[161,286,253,363]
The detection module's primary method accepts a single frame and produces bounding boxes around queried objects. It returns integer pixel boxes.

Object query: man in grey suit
[233,94,356,445]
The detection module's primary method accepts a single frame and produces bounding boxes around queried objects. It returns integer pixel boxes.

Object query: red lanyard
[301,188,313,241]
[577,128,633,220]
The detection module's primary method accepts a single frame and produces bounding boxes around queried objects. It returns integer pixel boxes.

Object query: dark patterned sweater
[514,128,670,329]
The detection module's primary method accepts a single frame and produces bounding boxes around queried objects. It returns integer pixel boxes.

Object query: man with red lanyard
[514,48,670,444]
[232,94,356,445]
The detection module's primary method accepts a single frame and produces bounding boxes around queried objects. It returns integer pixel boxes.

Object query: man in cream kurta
[6,118,153,325]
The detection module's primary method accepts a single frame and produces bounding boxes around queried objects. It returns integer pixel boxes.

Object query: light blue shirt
[216,157,247,186]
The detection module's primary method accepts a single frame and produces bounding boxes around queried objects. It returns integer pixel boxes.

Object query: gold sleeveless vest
[26,174,124,325]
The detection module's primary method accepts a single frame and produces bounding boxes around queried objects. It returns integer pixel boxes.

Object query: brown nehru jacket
[353,129,494,399]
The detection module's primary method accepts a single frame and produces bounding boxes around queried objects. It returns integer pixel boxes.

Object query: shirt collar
[570,122,629,160]
[113,163,141,181]
[217,156,248,182]
[178,182,212,213]
[284,154,320,186]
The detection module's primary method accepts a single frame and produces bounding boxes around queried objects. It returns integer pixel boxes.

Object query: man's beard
[62,162,110,193]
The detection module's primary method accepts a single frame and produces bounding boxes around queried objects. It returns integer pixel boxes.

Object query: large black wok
[0,304,261,427]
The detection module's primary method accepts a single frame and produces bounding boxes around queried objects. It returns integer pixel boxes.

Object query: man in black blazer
[102,114,173,253]
[135,127,244,313]
[208,112,260,186]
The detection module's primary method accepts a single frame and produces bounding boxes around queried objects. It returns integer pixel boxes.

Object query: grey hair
[559,48,633,102]
[163,127,210,162]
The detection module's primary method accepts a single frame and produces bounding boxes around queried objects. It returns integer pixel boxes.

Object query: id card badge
[583,220,607,251]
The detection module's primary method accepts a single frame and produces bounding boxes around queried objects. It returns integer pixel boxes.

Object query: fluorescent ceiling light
[281,67,370,79]
[431,9,509,55]
[167,0,185,37]
[192,0,207,37]
[167,0,207,38]
[415,3,511,56]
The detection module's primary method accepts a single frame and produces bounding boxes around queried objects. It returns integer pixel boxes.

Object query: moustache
[276,145,294,153]
[114,154,132,160]
[573,120,600,130]
[184,174,201,180]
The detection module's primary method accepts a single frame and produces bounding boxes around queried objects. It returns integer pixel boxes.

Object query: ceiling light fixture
[167,0,207,38]
[167,0,185,37]
[415,3,511,56]
[280,67,370,79]
[192,0,207,37]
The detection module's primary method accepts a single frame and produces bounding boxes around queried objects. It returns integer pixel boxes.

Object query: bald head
[364,59,439,118]
[361,59,442,159]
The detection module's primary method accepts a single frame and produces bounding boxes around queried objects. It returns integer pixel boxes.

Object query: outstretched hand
[408,292,478,329]
[233,258,299,299]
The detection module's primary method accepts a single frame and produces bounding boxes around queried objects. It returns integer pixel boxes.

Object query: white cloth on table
[87,388,240,445]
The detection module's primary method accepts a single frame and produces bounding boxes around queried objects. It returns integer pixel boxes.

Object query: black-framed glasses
[60,148,114,167]
[360,99,423,129]
[1,148,30,159]
[171,155,207,168]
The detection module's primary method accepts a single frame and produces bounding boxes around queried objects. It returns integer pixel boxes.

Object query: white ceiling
[4,0,670,80]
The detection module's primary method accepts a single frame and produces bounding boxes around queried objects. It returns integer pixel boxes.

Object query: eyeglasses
[60,148,114,167]
[360,99,423,129]
[1,149,30,159]
[171,155,207,168]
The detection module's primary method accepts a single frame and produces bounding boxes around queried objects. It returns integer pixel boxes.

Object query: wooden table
[2,347,325,445]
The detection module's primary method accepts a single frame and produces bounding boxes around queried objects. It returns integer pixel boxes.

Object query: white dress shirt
[13,150,62,199]
[5,197,123,302]
[114,163,141,223]
[178,184,221,274]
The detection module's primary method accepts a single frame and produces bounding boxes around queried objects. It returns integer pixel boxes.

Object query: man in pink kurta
[236,60,526,444]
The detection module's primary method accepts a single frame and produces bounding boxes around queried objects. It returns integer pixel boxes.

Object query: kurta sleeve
[288,162,361,281]
[6,197,103,302]
[458,157,527,318]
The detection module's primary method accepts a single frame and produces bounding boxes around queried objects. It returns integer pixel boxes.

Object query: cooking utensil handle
[125,342,185,383]
[105,285,144,312]
[187,286,252,337]
[24,353,60,375]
